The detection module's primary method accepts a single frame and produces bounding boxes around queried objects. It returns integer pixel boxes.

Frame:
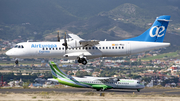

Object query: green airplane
[48,61,145,92]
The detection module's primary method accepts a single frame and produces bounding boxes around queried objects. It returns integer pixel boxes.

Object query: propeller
[62,32,68,50]
[57,31,60,42]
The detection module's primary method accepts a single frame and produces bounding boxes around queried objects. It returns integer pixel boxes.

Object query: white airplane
[48,61,145,92]
[6,15,171,65]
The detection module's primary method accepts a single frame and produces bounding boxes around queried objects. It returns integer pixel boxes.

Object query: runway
[1,87,180,95]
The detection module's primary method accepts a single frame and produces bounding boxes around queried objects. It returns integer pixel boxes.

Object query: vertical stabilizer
[49,61,69,79]
[122,15,171,42]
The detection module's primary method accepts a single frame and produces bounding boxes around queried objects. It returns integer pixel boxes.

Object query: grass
[32,96,36,99]
[83,91,97,96]
[141,52,178,61]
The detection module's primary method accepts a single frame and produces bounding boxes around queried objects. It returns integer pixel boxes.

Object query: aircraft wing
[79,40,100,46]
[69,34,100,46]
[69,34,83,40]
[96,77,116,83]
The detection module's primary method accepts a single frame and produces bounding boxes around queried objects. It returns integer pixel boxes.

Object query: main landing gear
[77,57,87,65]
[96,88,106,91]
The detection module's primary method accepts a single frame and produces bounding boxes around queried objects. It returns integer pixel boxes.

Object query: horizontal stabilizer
[157,19,172,22]
[47,78,58,82]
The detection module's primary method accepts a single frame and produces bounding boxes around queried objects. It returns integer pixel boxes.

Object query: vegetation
[141,51,179,61]
[0,71,52,83]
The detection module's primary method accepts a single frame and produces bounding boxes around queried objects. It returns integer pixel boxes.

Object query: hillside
[0,0,180,48]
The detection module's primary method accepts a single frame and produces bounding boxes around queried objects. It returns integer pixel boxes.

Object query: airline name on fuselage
[31,44,57,48]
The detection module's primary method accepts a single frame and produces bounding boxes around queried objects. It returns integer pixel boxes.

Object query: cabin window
[122,47,124,49]
[79,47,81,50]
[109,47,111,49]
[99,47,101,49]
[112,47,114,49]
[89,47,91,49]
[43,48,44,50]
[103,47,104,49]
[96,47,98,49]
[92,47,94,49]
[86,47,88,50]
[59,48,61,50]
[115,47,117,49]
[56,48,58,50]
[46,48,48,50]
[119,47,121,49]
[49,48,51,50]
[106,47,108,49]
[52,48,54,50]
[62,48,64,50]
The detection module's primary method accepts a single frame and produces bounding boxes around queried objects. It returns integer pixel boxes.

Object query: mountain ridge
[0,0,180,47]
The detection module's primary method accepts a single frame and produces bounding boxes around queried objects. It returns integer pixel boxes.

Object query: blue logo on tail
[122,15,171,42]
[149,26,165,38]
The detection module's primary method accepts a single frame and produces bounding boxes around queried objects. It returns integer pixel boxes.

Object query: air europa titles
[31,44,57,48]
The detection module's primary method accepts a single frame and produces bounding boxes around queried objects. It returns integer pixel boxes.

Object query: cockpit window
[14,45,24,48]
[137,82,140,84]
[14,45,18,48]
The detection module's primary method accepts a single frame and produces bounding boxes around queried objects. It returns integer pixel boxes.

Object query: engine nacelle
[67,40,82,48]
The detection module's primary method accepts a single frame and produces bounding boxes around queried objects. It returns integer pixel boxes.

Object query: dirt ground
[0,92,179,101]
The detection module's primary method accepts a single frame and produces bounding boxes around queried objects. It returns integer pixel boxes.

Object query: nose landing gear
[15,59,18,66]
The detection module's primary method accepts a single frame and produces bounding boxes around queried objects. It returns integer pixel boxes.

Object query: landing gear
[15,59,18,65]
[77,57,87,65]
[137,89,140,92]
[96,88,106,91]
[82,58,87,65]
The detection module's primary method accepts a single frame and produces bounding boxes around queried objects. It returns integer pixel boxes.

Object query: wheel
[78,59,81,63]
[15,60,18,65]
[82,58,87,65]
[137,89,140,92]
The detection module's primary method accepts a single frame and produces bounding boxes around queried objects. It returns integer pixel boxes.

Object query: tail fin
[122,15,171,42]
[49,61,69,79]
[49,61,86,88]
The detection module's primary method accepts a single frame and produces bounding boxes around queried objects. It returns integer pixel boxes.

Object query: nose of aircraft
[6,50,12,56]
[141,85,145,88]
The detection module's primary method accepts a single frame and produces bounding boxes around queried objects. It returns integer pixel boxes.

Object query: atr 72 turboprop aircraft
[48,61,145,92]
[6,15,171,65]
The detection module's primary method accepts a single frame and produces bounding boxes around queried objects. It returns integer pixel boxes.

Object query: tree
[76,71,89,77]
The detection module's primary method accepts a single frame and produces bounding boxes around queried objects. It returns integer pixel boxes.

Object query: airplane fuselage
[6,41,170,60]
